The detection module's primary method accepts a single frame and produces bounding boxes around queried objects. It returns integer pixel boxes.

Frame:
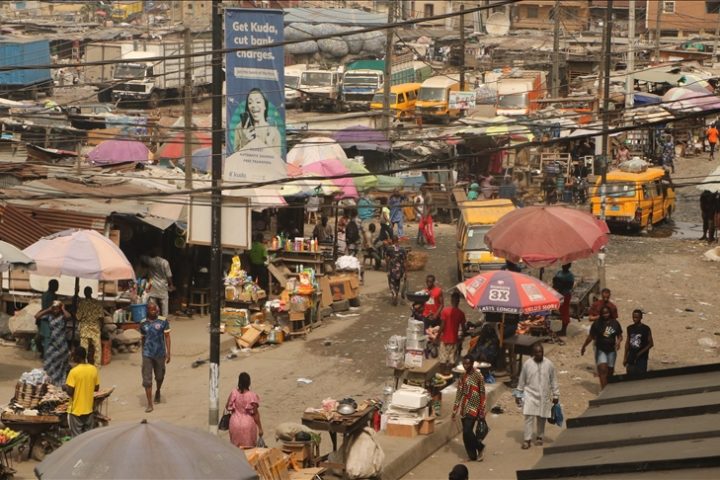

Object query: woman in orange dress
[226,372,263,448]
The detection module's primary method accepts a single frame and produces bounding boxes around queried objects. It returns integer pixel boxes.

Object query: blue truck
[0,38,54,100]
[341,52,415,110]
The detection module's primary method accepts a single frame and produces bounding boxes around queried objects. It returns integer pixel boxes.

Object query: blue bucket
[130,303,147,322]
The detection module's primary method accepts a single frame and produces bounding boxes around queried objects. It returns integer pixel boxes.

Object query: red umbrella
[484,206,609,268]
[456,270,562,315]
[156,131,211,160]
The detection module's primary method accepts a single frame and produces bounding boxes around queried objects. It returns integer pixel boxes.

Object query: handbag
[475,417,490,441]
[218,412,231,431]
[549,403,564,427]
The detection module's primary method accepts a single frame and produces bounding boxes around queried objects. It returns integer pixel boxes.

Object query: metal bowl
[337,403,356,415]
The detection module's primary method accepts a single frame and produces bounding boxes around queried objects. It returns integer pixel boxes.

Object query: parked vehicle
[111,40,212,108]
[0,38,54,100]
[84,42,135,102]
[111,1,143,22]
[370,83,421,120]
[299,68,342,112]
[341,53,414,110]
[415,75,461,123]
[412,61,433,83]
[590,167,676,231]
[285,64,312,109]
[456,199,516,281]
[495,70,547,116]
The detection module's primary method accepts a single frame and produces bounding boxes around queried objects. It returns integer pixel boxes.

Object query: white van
[285,64,312,109]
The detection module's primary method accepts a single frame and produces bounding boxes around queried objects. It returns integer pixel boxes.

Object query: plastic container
[130,303,147,322]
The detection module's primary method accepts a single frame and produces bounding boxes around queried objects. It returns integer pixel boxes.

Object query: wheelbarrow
[0,413,63,461]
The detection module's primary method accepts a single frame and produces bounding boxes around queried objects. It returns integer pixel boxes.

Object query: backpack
[345,220,360,244]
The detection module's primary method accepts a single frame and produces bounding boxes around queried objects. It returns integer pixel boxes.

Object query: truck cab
[342,69,382,109]
[496,70,547,116]
[112,51,158,107]
[299,69,342,112]
[285,64,312,109]
[416,75,461,123]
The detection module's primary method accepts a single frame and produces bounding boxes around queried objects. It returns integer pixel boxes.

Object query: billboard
[449,91,477,110]
[224,8,286,183]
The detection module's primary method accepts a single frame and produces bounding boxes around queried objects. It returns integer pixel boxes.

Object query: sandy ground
[2,152,720,480]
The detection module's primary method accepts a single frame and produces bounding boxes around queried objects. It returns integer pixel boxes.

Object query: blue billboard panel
[224,8,286,183]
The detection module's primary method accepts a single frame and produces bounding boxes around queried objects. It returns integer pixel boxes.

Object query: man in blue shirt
[388,189,405,237]
[140,301,171,413]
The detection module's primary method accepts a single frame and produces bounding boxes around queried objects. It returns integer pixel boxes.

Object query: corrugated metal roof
[10,204,107,233]
[0,203,51,249]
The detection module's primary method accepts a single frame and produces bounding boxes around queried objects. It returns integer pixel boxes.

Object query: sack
[345,220,360,244]
[257,435,267,448]
[475,417,490,441]
[344,427,385,479]
[218,412,231,431]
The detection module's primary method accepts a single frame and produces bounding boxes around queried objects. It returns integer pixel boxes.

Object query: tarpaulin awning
[333,125,391,152]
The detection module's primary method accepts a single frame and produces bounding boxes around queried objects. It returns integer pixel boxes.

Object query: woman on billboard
[233,88,281,158]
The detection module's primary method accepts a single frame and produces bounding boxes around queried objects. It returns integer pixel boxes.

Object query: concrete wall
[511,0,589,32]
[646,0,720,35]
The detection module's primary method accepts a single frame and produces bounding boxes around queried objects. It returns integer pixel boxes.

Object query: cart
[0,433,29,479]
[0,413,62,461]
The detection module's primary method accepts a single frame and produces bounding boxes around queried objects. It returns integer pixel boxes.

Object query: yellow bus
[416,75,461,123]
[370,82,421,119]
[590,167,676,231]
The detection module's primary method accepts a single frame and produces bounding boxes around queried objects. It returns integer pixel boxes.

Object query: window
[707,0,720,14]
[424,3,434,18]
[526,5,539,19]
[407,89,417,100]
[662,1,675,13]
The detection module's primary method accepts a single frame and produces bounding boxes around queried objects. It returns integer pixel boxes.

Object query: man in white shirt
[414,192,425,245]
[515,343,559,449]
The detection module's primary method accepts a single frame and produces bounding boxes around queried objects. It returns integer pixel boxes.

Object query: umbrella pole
[71,277,80,343]
[499,312,505,348]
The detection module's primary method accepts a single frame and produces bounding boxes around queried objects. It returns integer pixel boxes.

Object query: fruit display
[0,427,20,446]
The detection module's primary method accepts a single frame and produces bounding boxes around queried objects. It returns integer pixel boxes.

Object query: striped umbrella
[456,270,562,315]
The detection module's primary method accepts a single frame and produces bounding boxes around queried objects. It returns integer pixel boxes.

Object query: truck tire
[148,91,162,109]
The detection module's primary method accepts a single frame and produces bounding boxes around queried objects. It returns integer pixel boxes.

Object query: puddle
[611,221,701,240]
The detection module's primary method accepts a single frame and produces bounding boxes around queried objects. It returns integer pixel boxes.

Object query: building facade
[511,0,590,32]
[645,0,720,36]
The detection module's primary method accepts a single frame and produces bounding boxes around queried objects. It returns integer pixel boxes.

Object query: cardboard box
[327,273,360,301]
[386,421,419,438]
[404,349,424,369]
[418,416,435,435]
[289,311,306,322]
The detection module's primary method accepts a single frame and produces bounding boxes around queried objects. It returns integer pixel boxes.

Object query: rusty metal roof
[0,203,51,249]
[11,204,107,234]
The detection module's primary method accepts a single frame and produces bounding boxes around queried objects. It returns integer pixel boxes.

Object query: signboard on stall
[187,195,251,249]
[224,8,287,184]
[449,91,476,110]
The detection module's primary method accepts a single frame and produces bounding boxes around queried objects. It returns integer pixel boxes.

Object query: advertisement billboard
[224,8,286,183]
[449,91,477,110]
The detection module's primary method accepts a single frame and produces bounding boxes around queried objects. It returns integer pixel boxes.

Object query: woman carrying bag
[223,372,263,448]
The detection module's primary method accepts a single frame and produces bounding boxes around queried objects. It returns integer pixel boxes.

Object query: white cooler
[391,385,430,409]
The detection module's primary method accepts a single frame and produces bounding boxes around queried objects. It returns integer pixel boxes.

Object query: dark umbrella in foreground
[35,419,259,479]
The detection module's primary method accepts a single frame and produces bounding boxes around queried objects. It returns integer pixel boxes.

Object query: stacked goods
[244,448,291,480]
[385,385,432,438]
[385,335,406,369]
[405,319,426,368]
[13,380,48,409]
[0,427,20,446]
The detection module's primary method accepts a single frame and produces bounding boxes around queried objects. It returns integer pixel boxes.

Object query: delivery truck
[0,38,54,100]
[340,53,414,110]
[110,40,213,108]
[494,70,547,116]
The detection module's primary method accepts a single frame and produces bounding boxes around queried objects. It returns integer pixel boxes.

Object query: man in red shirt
[422,274,444,321]
[438,291,467,374]
[588,288,618,321]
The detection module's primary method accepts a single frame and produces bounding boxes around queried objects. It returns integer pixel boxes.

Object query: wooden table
[392,358,441,390]
[301,407,374,453]
[504,334,549,387]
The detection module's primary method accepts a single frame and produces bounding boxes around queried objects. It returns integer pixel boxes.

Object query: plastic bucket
[130,303,147,322]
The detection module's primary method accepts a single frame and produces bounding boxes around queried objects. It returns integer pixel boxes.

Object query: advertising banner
[224,8,286,183]
[449,91,477,110]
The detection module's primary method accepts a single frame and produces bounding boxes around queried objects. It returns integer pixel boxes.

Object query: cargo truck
[83,42,135,102]
[495,70,547,116]
[298,68,343,112]
[340,53,414,110]
[110,40,213,108]
[0,38,54,100]
[111,1,143,23]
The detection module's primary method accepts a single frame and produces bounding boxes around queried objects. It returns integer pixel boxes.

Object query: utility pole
[625,0,635,109]
[459,4,466,92]
[551,0,560,98]
[713,4,720,64]
[654,0,662,63]
[209,0,223,435]
[600,0,613,223]
[184,27,193,190]
[381,2,394,133]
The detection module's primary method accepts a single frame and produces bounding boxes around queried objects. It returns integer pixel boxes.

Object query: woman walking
[35,300,71,385]
[225,372,263,448]
[385,236,407,306]
[581,306,623,389]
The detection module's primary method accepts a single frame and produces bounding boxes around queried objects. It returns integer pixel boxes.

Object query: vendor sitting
[412,301,440,341]
[467,322,501,368]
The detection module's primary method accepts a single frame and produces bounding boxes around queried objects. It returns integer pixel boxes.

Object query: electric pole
[381,2,394,133]
[713,4,720,63]
[654,0,662,63]
[600,0,613,223]
[209,0,223,435]
[184,27,193,190]
[552,0,560,98]
[626,0,635,109]
[459,4,466,92]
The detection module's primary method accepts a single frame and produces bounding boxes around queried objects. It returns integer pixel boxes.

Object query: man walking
[588,288,618,321]
[140,248,174,318]
[438,291,467,375]
[64,346,99,437]
[707,123,719,160]
[140,301,171,413]
[552,263,574,336]
[581,305,622,389]
[515,343,559,449]
[388,189,405,238]
[623,309,654,374]
[700,190,716,241]
[452,355,487,462]
[414,190,425,245]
